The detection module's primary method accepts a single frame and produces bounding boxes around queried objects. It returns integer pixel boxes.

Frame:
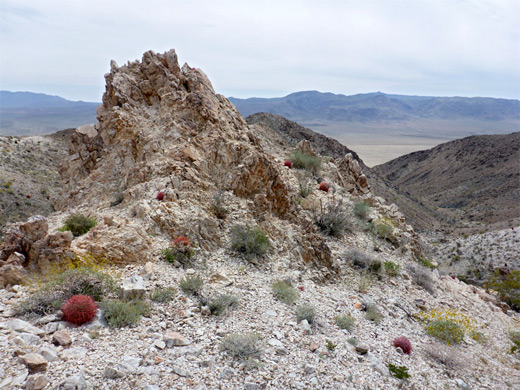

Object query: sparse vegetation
[208,294,240,315]
[509,331,520,353]
[420,309,476,345]
[162,236,195,266]
[59,214,97,237]
[289,150,321,174]
[326,339,337,351]
[315,200,352,238]
[296,304,316,324]
[424,343,466,370]
[14,267,115,316]
[485,270,519,311]
[272,280,299,304]
[103,299,150,328]
[353,201,371,220]
[150,287,176,302]
[211,191,228,219]
[406,264,435,294]
[384,261,401,277]
[221,333,263,367]
[364,303,383,324]
[297,171,313,198]
[230,225,271,260]
[179,275,204,296]
[388,363,410,379]
[335,314,355,331]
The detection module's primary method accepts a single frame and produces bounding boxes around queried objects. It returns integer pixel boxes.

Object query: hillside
[0,91,99,136]
[0,129,72,235]
[373,133,520,232]
[0,50,519,390]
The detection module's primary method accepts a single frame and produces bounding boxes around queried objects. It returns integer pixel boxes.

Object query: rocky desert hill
[0,129,73,235]
[373,132,520,232]
[0,50,519,390]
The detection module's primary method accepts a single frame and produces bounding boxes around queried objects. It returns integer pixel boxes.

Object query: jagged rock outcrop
[54,49,334,273]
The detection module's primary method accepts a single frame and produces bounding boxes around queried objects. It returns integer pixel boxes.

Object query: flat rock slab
[9,319,45,336]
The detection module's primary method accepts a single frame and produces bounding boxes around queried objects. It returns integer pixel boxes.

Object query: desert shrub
[315,200,352,238]
[61,295,98,326]
[485,270,520,311]
[388,363,410,379]
[230,225,271,260]
[150,287,176,302]
[14,267,115,316]
[347,249,381,273]
[272,280,299,304]
[347,337,358,346]
[103,299,150,328]
[416,254,437,269]
[296,304,316,324]
[326,339,337,351]
[211,191,228,219]
[335,314,355,331]
[374,217,399,247]
[364,303,383,324]
[289,150,321,174]
[163,236,195,265]
[469,330,487,344]
[384,261,401,277]
[420,309,476,345]
[393,336,412,354]
[406,264,435,294]
[297,172,313,198]
[208,294,240,316]
[221,333,263,366]
[353,201,371,220]
[59,214,97,237]
[510,331,520,353]
[179,275,204,296]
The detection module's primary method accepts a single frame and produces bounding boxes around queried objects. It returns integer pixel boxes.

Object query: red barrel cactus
[284,160,293,169]
[61,295,98,326]
[319,182,330,192]
[156,191,165,201]
[393,336,412,354]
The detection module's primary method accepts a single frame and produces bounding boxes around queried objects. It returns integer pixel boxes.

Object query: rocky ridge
[0,49,519,389]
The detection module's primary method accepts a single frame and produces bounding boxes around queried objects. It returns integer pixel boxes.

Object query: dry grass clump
[150,287,176,302]
[221,333,263,367]
[102,299,150,328]
[364,303,383,324]
[208,294,240,316]
[230,225,271,260]
[315,200,352,238]
[290,150,321,174]
[406,264,435,294]
[179,275,204,296]
[424,343,467,371]
[335,314,355,331]
[272,280,299,304]
[296,304,316,324]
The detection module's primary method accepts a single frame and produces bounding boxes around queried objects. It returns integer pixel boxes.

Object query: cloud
[1,0,518,101]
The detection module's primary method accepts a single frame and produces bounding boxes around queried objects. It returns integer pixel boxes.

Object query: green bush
[384,261,401,277]
[296,304,316,324]
[103,299,150,328]
[510,331,520,353]
[150,287,176,302]
[221,333,263,366]
[59,214,97,237]
[162,236,195,266]
[179,276,204,296]
[388,363,410,379]
[364,303,382,324]
[272,280,299,304]
[208,294,240,316]
[230,225,271,260]
[353,201,371,220]
[485,270,519,311]
[289,150,321,174]
[335,314,355,331]
[374,218,399,247]
[425,320,464,345]
[315,200,352,238]
[14,267,115,316]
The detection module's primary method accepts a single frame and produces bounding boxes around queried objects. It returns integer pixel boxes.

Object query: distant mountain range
[0,91,99,136]
[229,91,520,122]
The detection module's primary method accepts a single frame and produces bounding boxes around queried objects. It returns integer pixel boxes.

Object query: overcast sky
[1,0,519,102]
